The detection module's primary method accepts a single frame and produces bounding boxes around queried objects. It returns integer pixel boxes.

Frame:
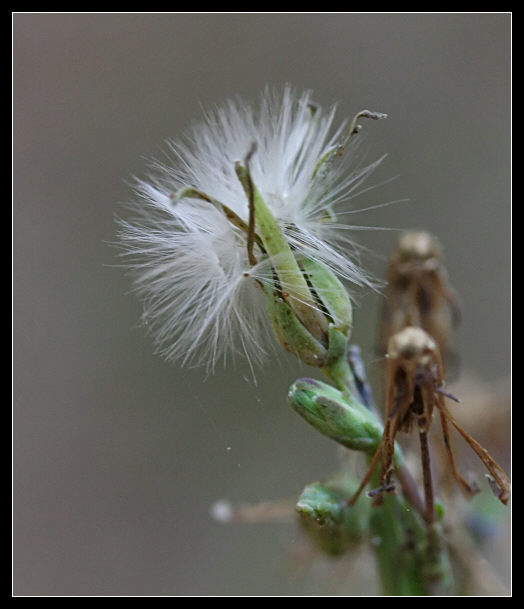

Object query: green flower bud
[288,378,384,453]
[296,473,370,556]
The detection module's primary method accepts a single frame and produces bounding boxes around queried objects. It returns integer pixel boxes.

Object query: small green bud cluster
[296,473,370,556]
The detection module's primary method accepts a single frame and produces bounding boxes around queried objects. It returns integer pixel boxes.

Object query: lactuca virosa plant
[117,87,510,595]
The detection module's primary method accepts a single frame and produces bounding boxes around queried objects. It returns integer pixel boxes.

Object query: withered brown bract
[350,327,510,524]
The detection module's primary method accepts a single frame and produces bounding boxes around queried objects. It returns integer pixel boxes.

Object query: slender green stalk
[322,351,362,412]
[321,350,454,596]
[369,492,428,595]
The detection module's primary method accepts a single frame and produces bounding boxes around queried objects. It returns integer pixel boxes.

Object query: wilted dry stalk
[351,232,510,524]
[350,326,510,522]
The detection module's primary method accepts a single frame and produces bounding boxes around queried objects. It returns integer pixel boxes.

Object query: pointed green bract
[235,162,355,367]
[298,255,352,337]
[261,280,328,366]
[235,162,328,344]
[260,261,353,367]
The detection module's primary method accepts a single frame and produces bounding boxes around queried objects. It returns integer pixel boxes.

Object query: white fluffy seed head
[117,86,384,371]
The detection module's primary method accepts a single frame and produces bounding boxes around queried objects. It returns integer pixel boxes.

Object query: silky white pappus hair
[117,86,385,370]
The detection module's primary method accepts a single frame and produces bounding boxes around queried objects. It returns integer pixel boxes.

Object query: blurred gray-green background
[14,14,510,596]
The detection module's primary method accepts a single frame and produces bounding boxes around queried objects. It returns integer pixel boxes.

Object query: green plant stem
[366,449,455,595]
[322,351,453,596]
[322,351,364,413]
[369,491,428,595]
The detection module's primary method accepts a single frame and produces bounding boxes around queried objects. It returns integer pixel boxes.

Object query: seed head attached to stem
[117,87,387,370]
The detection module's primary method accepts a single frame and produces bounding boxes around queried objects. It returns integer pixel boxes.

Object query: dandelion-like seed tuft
[117,87,386,370]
